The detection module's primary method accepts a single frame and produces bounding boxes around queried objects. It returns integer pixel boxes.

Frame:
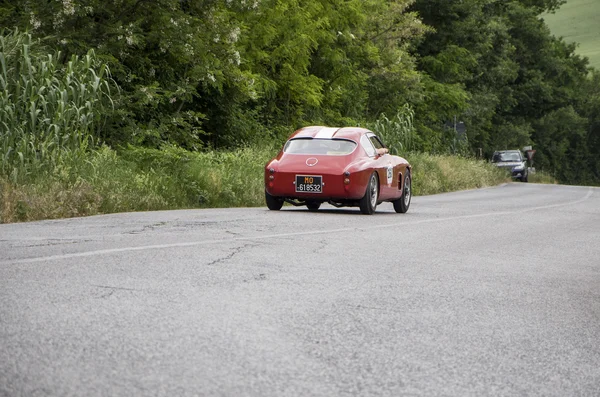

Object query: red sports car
[264,126,412,214]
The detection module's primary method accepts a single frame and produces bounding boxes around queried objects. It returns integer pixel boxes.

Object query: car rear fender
[341,159,377,196]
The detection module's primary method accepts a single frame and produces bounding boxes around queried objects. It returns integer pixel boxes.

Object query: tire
[265,191,284,210]
[393,172,411,213]
[306,201,321,212]
[521,170,528,183]
[359,172,379,215]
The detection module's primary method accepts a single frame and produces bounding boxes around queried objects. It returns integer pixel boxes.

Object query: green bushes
[2,1,599,186]
[0,30,114,181]
[118,145,273,209]
[528,171,557,184]
[0,145,274,222]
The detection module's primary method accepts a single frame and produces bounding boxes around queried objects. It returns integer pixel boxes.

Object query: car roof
[288,126,371,141]
[494,150,521,153]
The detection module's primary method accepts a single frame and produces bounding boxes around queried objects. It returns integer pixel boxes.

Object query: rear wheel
[306,201,321,212]
[393,172,411,213]
[521,170,529,182]
[265,191,284,211]
[359,172,379,215]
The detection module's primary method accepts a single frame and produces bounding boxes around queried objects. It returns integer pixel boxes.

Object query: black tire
[359,172,379,215]
[521,170,528,183]
[306,201,321,212]
[265,191,284,210]
[393,172,411,213]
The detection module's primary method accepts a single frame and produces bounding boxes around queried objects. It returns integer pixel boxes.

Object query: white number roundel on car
[387,165,393,185]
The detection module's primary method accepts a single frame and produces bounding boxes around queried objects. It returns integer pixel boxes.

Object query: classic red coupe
[264,126,412,214]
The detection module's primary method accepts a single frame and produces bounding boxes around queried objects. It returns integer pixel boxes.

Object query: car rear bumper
[265,171,366,201]
[511,169,526,178]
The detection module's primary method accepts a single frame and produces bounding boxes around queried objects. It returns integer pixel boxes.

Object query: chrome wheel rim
[404,176,411,206]
[370,175,378,208]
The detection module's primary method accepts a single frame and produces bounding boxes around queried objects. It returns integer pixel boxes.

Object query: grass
[409,153,509,195]
[0,145,514,223]
[543,0,600,70]
[0,145,272,223]
[1,31,114,179]
[0,145,274,223]
[528,170,557,184]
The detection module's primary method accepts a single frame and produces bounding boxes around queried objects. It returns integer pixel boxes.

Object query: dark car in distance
[492,150,528,182]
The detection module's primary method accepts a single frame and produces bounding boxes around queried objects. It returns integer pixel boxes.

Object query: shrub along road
[1,183,599,396]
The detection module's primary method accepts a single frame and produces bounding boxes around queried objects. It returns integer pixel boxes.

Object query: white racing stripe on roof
[314,127,339,138]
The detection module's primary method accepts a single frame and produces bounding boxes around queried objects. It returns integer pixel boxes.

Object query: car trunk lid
[277,154,351,174]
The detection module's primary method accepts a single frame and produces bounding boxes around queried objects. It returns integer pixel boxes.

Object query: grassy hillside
[543,0,600,70]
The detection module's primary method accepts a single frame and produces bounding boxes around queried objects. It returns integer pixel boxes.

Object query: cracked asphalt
[1,183,600,396]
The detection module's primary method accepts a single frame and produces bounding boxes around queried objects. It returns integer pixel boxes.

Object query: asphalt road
[1,183,599,397]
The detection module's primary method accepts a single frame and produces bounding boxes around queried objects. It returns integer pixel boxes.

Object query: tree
[4,0,250,148]
[410,0,598,184]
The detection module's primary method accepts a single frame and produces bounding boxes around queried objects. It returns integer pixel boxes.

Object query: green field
[543,0,600,70]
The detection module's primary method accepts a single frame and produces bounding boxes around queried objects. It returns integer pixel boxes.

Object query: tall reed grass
[0,29,114,181]
[370,104,417,154]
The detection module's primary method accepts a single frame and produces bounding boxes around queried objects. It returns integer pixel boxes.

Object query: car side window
[360,135,376,157]
[369,135,385,150]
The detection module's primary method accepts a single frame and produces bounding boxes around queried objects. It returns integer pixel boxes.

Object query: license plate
[295,175,322,193]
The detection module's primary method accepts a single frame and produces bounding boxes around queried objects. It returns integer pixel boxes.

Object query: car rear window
[283,138,357,155]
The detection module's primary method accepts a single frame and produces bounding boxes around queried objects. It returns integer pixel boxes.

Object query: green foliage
[581,71,600,182]
[528,171,557,184]
[369,105,417,154]
[0,144,276,222]
[412,75,470,153]
[4,0,253,149]
[118,145,272,208]
[532,105,591,183]
[234,0,427,131]
[1,0,600,208]
[409,152,509,196]
[410,0,599,184]
[0,29,115,181]
[1,0,431,150]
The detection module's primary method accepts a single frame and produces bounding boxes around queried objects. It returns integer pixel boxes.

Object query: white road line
[1,188,594,265]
